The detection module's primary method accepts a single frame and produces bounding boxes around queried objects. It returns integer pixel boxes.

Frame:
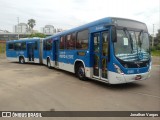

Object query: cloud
[0,0,159,34]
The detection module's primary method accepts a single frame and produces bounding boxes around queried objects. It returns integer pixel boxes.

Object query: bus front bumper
[108,71,151,84]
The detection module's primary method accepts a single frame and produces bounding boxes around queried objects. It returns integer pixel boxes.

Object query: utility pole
[159,0,160,30]
[17,17,19,40]
[152,24,154,47]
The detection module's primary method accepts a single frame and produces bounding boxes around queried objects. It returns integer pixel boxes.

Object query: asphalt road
[0,58,159,119]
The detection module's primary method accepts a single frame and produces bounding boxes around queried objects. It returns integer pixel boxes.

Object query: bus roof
[50,17,112,38]
[44,17,147,40]
[6,38,42,43]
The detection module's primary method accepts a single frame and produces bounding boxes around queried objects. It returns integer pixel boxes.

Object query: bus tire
[47,58,51,69]
[76,63,86,80]
[19,57,25,64]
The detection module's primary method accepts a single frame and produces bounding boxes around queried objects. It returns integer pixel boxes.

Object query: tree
[28,19,36,33]
[28,33,46,38]
[156,29,160,42]
[154,29,160,50]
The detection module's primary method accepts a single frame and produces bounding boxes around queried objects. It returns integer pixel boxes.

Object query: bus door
[27,43,34,61]
[93,31,109,80]
[54,40,59,67]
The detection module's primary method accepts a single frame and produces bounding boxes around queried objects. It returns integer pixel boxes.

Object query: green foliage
[150,29,160,51]
[151,50,160,56]
[28,19,36,28]
[28,19,36,33]
[0,43,6,54]
[151,46,156,51]
[156,43,160,50]
[28,33,46,38]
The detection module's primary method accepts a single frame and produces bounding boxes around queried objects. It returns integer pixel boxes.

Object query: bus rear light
[114,64,124,75]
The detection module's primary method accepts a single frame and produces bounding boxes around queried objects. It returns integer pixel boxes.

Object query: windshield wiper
[123,28,133,53]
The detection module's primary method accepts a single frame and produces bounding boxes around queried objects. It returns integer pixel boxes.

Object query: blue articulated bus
[42,17,151,84]
[6,17,151,84]
[6,38,43,64]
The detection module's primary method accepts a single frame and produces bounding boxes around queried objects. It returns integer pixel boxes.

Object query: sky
[0,0,159,34]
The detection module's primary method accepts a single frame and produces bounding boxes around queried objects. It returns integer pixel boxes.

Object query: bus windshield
[114,29,150,62]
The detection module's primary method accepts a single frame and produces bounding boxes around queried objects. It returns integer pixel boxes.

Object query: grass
[0,43,6,54]
[0,43,6,59]
[151,50,160,57]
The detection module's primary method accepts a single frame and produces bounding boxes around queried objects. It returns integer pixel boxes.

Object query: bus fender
[74,59,85,73]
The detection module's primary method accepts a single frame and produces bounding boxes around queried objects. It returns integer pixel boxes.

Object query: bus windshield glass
[114,29,150,62]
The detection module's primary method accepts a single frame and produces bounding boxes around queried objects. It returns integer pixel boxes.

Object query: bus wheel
[47,59,51,69]
[76,64,86,80]
[19,57,25,64]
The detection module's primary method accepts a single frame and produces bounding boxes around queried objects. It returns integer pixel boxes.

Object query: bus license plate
[135,75,142,80]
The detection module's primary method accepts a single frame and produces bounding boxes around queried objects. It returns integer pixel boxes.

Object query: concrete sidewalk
[0,53,5,58]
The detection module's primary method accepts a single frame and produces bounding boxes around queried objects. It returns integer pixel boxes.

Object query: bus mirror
[111,26,117,42]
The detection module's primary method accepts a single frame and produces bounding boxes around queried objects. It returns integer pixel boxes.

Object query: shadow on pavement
[86,78,144,90]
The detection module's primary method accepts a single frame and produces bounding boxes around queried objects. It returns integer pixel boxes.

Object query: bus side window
[21,42,26,50]
[66,33,76,49]
[76,29,89,50]
[66,34,71,49]
[14,42,21,51]
[46,39,52,51]
[71,33,76,49]
[8,43,14,50]
[60,36,65,49]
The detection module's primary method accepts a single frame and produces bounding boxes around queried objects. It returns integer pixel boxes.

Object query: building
[13,23,29,33]
[41,25,56,35]
[0,30,10,33]
[0,24,65,41]
[56,28,63,33]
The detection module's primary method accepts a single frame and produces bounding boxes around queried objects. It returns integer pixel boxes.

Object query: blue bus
[43,17,151,84]
[6,38,43,64]
[6,17,151,84]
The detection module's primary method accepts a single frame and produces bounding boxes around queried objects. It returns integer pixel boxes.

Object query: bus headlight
[148,62,152,72]
[114,64,124,75]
